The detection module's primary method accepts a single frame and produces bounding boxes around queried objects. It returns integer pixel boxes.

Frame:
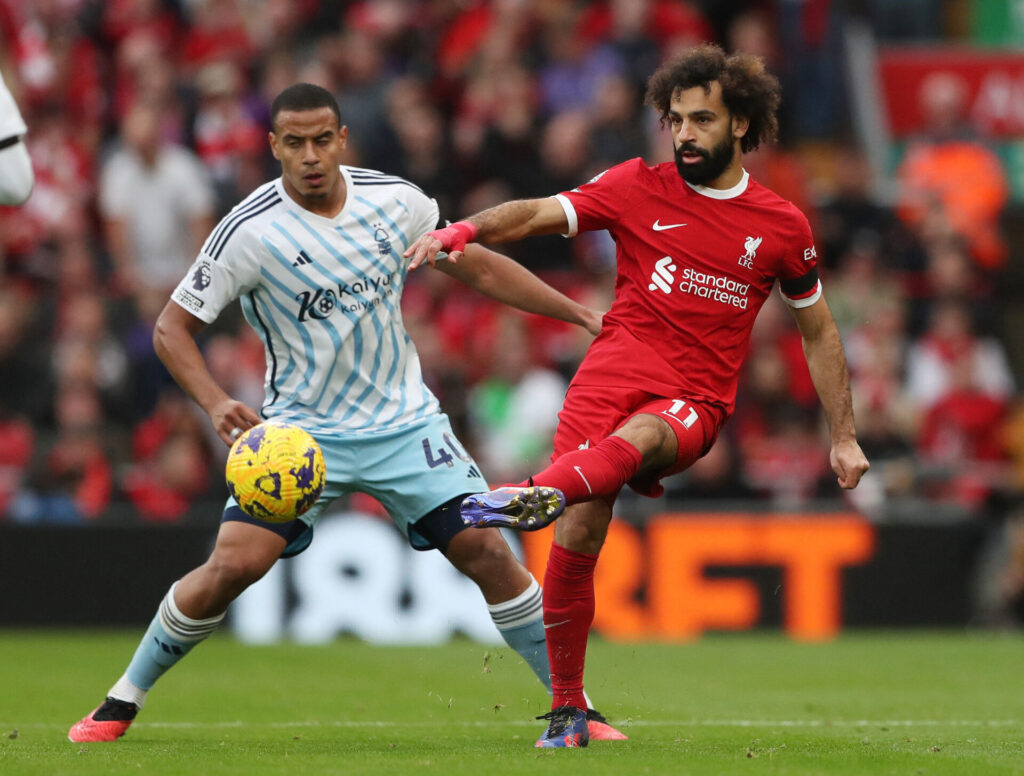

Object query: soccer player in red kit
[406,44,870,748]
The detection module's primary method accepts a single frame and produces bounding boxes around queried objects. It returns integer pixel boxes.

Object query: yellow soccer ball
[225,421,326,523]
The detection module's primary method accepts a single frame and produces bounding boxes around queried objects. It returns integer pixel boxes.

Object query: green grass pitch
[2,630,1023,775]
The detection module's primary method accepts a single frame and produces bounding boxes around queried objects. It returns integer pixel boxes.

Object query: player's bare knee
[203,549,273,592]
[445,529,518,582]
[555,508,610,554]
[615,414,677,466]
[556,523,606,555]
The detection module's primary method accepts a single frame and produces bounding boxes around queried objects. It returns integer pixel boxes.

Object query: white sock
[108,673,147,709]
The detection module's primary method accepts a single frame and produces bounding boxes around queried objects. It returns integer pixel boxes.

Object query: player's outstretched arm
[790,297,870,490]
[404,197,569,269]
[153,300,262,446]
[437,243,603,335]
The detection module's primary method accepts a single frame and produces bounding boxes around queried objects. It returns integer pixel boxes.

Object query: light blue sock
[488,577,552,693]
[121,582,225,694]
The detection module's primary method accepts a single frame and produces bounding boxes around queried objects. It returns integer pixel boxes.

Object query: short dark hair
[644,44,780,153]
[270,83,341,130]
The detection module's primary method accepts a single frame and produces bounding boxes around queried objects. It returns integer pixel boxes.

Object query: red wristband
[447,220,477,249]
[431,220,478,254]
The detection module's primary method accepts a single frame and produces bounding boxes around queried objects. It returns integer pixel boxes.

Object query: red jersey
[557,157,821,427]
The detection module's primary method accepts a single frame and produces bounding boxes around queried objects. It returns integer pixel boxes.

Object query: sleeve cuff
[171,288,217,323]
[553,194,578,237]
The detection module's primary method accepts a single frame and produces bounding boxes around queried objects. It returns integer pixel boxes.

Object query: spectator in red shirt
[12,382,112,523]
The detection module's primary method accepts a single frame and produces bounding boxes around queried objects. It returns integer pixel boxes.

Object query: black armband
[780,267,819,298]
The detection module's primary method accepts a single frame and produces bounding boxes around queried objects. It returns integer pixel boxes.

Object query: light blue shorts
[224,413,488,552]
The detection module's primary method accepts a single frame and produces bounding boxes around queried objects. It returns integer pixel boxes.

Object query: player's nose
[675,120,697,143]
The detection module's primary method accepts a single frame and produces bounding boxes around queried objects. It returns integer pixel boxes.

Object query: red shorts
[552,382,719,497]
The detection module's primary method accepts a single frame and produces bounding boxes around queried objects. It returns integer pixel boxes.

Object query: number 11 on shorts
[665,399,699,429]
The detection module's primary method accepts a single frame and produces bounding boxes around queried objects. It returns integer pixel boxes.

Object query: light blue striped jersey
[171,166,443,437]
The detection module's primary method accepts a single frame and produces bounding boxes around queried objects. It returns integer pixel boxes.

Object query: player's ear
[338,125,348,148]
[732,114,750,140]
[268,131,281,160]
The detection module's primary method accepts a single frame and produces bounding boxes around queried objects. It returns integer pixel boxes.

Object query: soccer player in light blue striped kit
[69,83,624,742]
[0,70,34,206]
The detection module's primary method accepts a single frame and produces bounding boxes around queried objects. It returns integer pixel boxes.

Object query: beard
[674,132,736,186]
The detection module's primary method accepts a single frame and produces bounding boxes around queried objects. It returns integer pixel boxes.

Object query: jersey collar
[684,169,749,200]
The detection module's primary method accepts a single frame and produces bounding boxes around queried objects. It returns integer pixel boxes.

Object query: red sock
[543,542,599,710]
[531,436,643,504]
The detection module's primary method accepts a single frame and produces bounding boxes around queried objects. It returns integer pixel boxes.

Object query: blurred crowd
[0,0,1022,550]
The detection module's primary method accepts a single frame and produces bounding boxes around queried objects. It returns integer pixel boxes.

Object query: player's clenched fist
[405,220,477,269]
[831,439,870,490]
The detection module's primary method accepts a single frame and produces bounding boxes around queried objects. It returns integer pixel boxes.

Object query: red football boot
[68,698,139,743]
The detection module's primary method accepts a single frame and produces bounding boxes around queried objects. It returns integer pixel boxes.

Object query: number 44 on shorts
[421,433,474,469]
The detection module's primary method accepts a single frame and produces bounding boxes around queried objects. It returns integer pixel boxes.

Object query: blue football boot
[460,486,566,531]
[535,706,589,748]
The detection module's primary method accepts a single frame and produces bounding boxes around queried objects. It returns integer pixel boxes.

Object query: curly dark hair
[644,44,781,153]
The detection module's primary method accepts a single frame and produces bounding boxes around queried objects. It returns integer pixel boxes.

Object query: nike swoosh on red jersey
[652,220,687,231]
